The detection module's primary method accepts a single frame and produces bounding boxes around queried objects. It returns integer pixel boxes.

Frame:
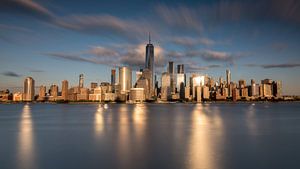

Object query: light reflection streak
[246,104,258,135]
[186,104,222,169]
[116,104,131,169]
[17,104,36,169]
[94,104,105,137]
[132,104,146,141]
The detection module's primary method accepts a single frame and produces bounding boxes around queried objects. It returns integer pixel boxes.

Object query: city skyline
[1,0,300,95]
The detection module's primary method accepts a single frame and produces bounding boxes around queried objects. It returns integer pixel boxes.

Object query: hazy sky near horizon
[0,0,300,95]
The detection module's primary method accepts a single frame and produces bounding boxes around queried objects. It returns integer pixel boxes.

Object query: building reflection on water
[17,104,36,169]
[132,104,147,141]
[186,104,223,169]
[114,104,148,169]
[246,104,258,136]
[94,104,105,136]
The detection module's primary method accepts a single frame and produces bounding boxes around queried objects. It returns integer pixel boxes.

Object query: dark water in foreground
[0,103,300,169]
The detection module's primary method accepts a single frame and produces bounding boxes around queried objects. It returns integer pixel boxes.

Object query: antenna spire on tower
[149,32,151,44]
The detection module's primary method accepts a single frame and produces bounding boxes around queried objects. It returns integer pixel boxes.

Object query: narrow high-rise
[111,69,116,85]
[226,69,231,87]
[79,74,84,88]
[145,33,154,96]
[177,64,184,74]
[24,77,35,101]
[119,66,132,94]
[62,80,68,100]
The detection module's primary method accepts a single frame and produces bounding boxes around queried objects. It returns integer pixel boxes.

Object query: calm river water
[0,103,300,169]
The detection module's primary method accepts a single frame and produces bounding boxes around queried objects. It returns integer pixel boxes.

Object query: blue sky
[0,0,300,95]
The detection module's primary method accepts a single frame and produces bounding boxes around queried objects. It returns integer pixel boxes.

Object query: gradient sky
[1,0,300,95]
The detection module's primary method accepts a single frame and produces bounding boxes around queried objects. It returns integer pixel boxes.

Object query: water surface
[0,103,300,169]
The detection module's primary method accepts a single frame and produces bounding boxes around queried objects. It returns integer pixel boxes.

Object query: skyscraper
[176,64,185,93]
[24,77,35,101]
[79,74,84,88]
[168,61,174,74]
[111,69,116,85]
[119,66,132,94]
[62,80,68,100]
[38,85,46,101]
[250,79,256,96]
[168,61,175,93]
[50,84,59,97]
[226,69,231,87]
[161,72,171,101]
[177,64,184,74]
[145,33,154,95]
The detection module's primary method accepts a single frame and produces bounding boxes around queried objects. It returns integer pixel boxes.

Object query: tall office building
[50,84,59,97]
[145,33,154,94]
[62,80,68,100]
[226,69,231,87]
[79,74,84,88]
[111,69,116,85]
[119,66,132,94]
[190,74,205,100]
[250,79,256,96]
[273,81,282,97]
[168,61,174,74]
[161,72,171,101]
[239,79,246,88]
[38,85,46,101]
[23,77,35,101]
[168,61,175,93]
[176,64,185,93]
[176,74,185,92]
[177,64,184,74]
[261,79,272,97]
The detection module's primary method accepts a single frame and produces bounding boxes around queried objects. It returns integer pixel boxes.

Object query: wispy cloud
[166,49,243,65]
[44,43,166,69]
[245,63,300,69]
[1,1,154,43]
[201,0,300,24]
[199,50,235,63]
[185,63,221,72]
[29,69,45,73]
[156,5,203,33]
[1,0,55,21]
[171,36,215,48]
[271,42,288,52]
[53,15,152,42]
[2,71,22,77]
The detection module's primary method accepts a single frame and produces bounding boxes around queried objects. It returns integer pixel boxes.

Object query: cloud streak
[44,43,166,69]
[2,71,22,77]
[245,63,300,69]
[156,5,203,33]
[185,63,221,72]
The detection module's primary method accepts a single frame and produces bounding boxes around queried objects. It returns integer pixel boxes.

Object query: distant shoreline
[1,100,300,104]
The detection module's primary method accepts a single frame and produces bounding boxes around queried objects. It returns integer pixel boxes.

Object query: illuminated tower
[23,77,35,101]
[119,66,132,94]
[226,69,231,87]
[145,33,154,96]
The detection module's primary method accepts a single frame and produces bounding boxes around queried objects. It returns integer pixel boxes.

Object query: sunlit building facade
[23,77,35,101]
[119,66,132,94]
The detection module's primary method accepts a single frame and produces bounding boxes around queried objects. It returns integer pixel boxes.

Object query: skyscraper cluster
[0,35,287,103]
